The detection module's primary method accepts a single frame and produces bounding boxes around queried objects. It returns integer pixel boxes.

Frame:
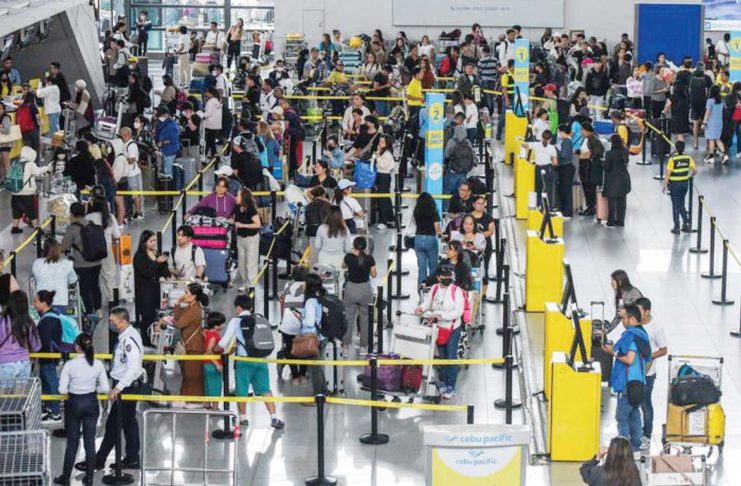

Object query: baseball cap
[337,179,356,190]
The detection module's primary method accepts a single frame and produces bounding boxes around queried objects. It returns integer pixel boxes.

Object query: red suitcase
[191,225,229,249]
[400,365,423,393]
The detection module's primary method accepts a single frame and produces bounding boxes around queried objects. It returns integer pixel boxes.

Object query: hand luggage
[572,181,585,213]
[112,233,133,265]
[175,154,197,188]
[594,119,614,135]
[362,353,402,392]
[195,53,212,64]
[202,247,231,287]
[119,263,135,302]
[596,189,609,222]
[323,338,345,395]
[157,175,174,213]
[191,62,210,78]
[670,375,721,407]
[400,364,423,393]
[189,78,206,93]
[259,222,293,260]
[279,280,305,314]
[665,402,725,445]
[589,301,612,382]
[94,116,117,140]
[172,163,185,191]
[191,225,229,249]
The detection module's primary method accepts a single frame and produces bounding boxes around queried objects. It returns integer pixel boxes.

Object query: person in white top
[203,87,223,157]
[716,33,730,66]
[531,108,551,142]
[112,22,134,49]
[120,127,143,221]
[372,134,395,228]
[170,225,206,281]
[342,95,371,137]
[176,26,191,86]
[109,138,129,226]
[56,333,109,486]
[636,297,667,450]
[85,195,121,305]
[204,22,225,52]
[528,130,558,208]
[10,147,51,234]
[418,36,436,62]
[463,93,479,143]
[497,29,516,65]
[31,238,77,311]
[335,179,364,235]
[35,76,61,134]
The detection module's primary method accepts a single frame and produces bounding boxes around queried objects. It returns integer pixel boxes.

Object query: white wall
[274,0,702,55]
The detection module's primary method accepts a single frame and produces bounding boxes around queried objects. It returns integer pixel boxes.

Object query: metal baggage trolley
[145,314,181,401]
[641,454,708,486]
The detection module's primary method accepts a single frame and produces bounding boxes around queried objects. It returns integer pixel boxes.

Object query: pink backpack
[430,284,472,325]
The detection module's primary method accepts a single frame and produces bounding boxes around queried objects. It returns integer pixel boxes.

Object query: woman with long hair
[424,240,473,291]
[170,282,208,399]
[32,238,78,314]
[373,134,395,228]
[580,436,641,485]
[609,270,643,333]
[0,290,40,379]
[64,140,97,192]
[360,52,381,82]
[133,230,169,346]
[702,84,729,164]
[55,333,108,486]
[301,273,329,395]
[342,237,378,353]
[315,206,352,288]
[231,188,262,292]
[413,192,442,285]
[570,86,589,118]
[603,134,632,227]
[86,195,120,305]
[451,214,487,257]
[420,55,437,90]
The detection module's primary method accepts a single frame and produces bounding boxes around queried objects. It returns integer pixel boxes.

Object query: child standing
[203,312,225,409]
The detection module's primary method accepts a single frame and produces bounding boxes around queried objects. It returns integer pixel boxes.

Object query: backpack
[16,104,36,133]
[238,314,275,357]
[52,313,81,351]
[72,221,108,262]
[5,159,29,193]
[318,294,348,340]
[449,139,477,173]
[141,75,153,94]
[175,88,187,109]
[430,284,472,325]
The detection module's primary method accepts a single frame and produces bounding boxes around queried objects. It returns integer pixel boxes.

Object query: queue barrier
[0,215,56,275]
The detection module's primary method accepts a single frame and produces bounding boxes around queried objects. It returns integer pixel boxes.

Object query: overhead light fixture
[37,19,53,41]
[1,34,15,59]
[18,25,37,50]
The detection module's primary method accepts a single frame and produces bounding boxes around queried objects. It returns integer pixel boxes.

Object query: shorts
[127,173,143,192]
[116,179,129,191]
[11,195,36,220]
[690,103,706,122]
[235,360,270,396]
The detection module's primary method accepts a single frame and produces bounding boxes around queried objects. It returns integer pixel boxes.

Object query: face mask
[159,117,166,122]
[133,121,141,129]
[211,71,218,76]
[439,277,453,287]
[109,321,118,332]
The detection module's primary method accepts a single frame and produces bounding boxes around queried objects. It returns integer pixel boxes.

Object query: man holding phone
[169,225,206,281]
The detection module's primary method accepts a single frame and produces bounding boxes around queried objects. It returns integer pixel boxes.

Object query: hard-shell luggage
[589,301,612,382]
[157,175,174,213]
[202,247,231,287]
[174,154,197,188]
[280,280,305,314]
[172,163,185,191]
[572,181,585,213]
[665,402,725,445]
[596,189,609,222]
[94,116,117,140]
[362,353,402,392]
[400,364,423,393]
[191,225,229,249]
[195,53,212,64]
[323,338,345,395]
[311,263,340,296]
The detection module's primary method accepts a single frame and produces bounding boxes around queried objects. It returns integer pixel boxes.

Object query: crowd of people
[0,12,732,485]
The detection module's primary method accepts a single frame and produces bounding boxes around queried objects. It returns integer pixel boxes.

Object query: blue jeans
[61,393,99,481]
[496,106,508,141]
[375,100,390,117]
[415,235,439,285]
[616,393,643,451]
[669,180,689,230]
[437,326,462,390]
[641,374,656,438]
[443,171,466,211]
[40,363,60,414]
[161,154,175,177]
[0,360,32,379]
[47,112,60,134]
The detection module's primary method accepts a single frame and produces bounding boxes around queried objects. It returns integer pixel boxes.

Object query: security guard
[75,307,144,472]
[663,140,697,234]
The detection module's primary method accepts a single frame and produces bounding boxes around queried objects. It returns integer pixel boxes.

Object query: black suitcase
[589,301,612,382]
[670,375,721,406]
[157,175,174,214]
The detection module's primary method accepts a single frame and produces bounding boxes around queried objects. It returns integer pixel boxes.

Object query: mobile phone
[163,251,170,258]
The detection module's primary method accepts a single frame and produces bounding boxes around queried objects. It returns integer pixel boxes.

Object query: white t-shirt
[339,196,364,228]
[205,30,224,49]
[172,243,206,281]
[643,320,668,377]
[124,139,140,177]
[715,40,729,64]
[418,44,434,59]
[178,34,191,55]
[528,141,557,167]
[464,102,478,129]
[532,118,550,141]
[35,85,61,115]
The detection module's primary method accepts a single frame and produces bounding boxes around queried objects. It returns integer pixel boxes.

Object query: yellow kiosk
[504,111,528,165]
[514,146,534,220]
[525,230,564,312]
[543,302,592,400]
[528,208,564,238]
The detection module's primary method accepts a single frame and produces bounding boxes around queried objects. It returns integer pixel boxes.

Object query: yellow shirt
[616,124,629,145]
[326,70,348,85]
[407,78,423,107]
[666,154,695,182]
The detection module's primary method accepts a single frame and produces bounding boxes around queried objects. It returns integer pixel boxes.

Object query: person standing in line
[135,11,152,55]
[662,141,697,234]
[32,238,78,315]
[226,19,244,70]
[578,122,604,216]
[701,84,730,164]
[603,134,631,228]
[635,297,667,451]
[342,237,377,355]
[33,290,63,423]
[555,124,575,218]
[648,65,669,119]
[413,192,442,286]
[133,230,169,346]
[170,283,207,399]
[371,133,395,229]
[203,311,225,409]
[76,308,143,472]
[10,146,51,234]
[0,290,40,379]
[54,333,109,486]
[175,26,191,86]
[35,76,61,134]
[528,129,558,209]
[231,188,262,292]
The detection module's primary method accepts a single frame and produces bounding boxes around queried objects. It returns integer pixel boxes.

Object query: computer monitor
[566,305,592,371]
[560,260,578,314]
[538,189,558,243]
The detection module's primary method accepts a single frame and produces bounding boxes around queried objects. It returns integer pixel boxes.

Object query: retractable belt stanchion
[390,211,410,300]
[687,178,697,232]
[198,174,204,201]
[9,251,16,278]
[101,394,134,485]
[156,231,163,254]
[181,189,187,225]
[730,296,741,338]
[263,261,270,320]
[652,118,668,181]
[170,209,177,255]
[689,195,708,254]
[386,259,393,328]
[50,215,56,238]
[493,292,521,417]
[493,287,517,368]
[636,126,650,166]
[271,257,279,301]
[389,174,408,251]
[305,394,336,486]
[487,246,506,305]
[212,352,236,440]
[367,304,374,355]
[712,240,735,306]
[467,405,475,424]
[376,287,384,354]
[359,356,389,445]
[701,217,721,280]
[270,190,278,226]
[35,228,42,258]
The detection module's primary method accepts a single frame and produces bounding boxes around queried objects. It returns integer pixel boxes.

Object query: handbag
[436,325,453,346]
[354,160,376,189]
[626,380,645,406]
[291,333,319,357]
[733,104,741,123]
[0,125,22,144]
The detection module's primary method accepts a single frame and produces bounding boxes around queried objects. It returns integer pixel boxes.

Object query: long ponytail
[75,333,95,366]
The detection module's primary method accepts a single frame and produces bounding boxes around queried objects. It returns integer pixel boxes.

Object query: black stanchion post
[389,175,408,251]
[170,209,177,255]
[687,178,696,232]
[391,213,410,300]
[50,215,56,237]
[689,195,708,254]
[359,357,389,445]
[101,395,134,485]
[492,292,510,370]
[485,240,506,304]
[181,189,187,225]
[305,394,336,486]
[156,231,163,255]
[637,125,650,166]
[653,118,668,180]
[730,297,741,338]
[376,287,384,354]
[386,259,393,327]
[263,261,270,320]
[367,304,374,355]
[270,190,278,226]
[198,173,204,201]
[9,251,16,278]
[467,405,474,425]
[271,256,279,301]
[312,139,317,164]
[701,218,721,280]
[712,240,735,306]
[212,354,236,440]
[35,228,42,258]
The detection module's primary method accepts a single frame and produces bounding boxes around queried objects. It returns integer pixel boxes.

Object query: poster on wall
[392,0,564,28]
[704,0,741,31]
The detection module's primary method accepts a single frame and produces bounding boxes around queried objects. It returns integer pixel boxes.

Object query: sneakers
[271,417,285,429]
[670,227,680,235]
[74,460,105,472]
[10,227,22,234]
[681,223,691,233]
[42,411,62,423]
[441,388,456,400]
[721,153,730,165]
[639,436,651,451]
[239,416,249,427]
[376,223,387,230]
[131,212,144,221]
[703,154,715,164]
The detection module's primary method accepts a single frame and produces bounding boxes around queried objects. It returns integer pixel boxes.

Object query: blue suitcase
[594,120,614,135]
[189,77,205,93]
[172,164,184,191]
[202,247,231,287]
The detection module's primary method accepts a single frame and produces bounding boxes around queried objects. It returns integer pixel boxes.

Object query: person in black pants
[603,134,632,227]
[133,230,169,346]
[373,134,395,227]
[55,334,109,486]
[555,124,576,217]
[577,123,604,216]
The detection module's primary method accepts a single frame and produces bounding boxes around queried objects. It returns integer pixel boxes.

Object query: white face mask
[211,71,218,76]
[159,117,166,122]
[133,121,141,129]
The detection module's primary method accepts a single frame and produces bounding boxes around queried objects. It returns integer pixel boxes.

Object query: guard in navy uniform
[75,307,144,472]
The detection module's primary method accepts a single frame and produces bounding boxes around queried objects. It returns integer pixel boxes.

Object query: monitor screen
[704,0,741,31]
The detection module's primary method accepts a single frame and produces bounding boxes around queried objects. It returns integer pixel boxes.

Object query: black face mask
[439,277,453,287]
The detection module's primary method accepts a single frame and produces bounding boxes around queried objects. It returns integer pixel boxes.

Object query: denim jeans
[76,265,102,314]
[414,235,439,285]
[0,360,31,379]
[47,112,60,134]
[641,374,657,438]
[443,171,466,211]
[616,392,643,450]
[437,326,462,390]
[62,393,99,481]
[496,105,507,141]
[669,180,689,230]
[39,363,60,414]
[375,100,390,117]
[161,154,175,177]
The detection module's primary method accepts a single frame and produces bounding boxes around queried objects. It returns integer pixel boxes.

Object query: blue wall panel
[636,4,703,65]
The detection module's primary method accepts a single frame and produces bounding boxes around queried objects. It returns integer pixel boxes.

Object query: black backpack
[238,315,275,357]
[318,294,347,340]
[670,375,721,408]
[72,222,108,262]
[449,139,477,173]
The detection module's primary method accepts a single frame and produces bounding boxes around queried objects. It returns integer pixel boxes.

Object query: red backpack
[16,104,36,133]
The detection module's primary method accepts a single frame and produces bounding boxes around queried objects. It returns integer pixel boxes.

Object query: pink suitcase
[195,53,212,63]
[596,190,609,223]
[192,226,229,249]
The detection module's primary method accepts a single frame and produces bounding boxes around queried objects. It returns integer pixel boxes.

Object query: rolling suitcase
[589,301,612,383]
[157,175,174,214]
[172,163,185,191]
[202,247,231,288]
[323,338,345,395]
[572,181,585,213]
[175,144,197,186]
[94,116,117,140]
[191,226,229,249]
[400,364,423,393]
[362,353,402,392]
[596,189,609,222]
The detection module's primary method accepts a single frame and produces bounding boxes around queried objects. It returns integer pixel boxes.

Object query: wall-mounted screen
[704,0,741,31]
[392,0,564,28]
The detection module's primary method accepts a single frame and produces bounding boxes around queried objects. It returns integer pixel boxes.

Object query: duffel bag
[670,375,721,406]
[362,353,402,392]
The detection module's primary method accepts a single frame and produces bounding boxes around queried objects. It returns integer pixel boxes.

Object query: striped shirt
[477,56,500,82]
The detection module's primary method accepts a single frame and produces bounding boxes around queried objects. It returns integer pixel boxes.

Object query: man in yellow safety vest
[662,140,697,234]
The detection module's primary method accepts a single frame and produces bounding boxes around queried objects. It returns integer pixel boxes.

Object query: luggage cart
[641,454,708,486]
[159,279,192,309]
[661,355,725,456]
[145,313,181,403]
[0,379,43,432]
[0,430,50,485]
[28,277,85,333]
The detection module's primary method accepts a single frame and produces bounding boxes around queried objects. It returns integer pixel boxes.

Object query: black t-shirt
[448,195,475,215]
[414,210,440,236]
[305,199,331,237]
[473,212,494,251]
[372,72,390,97]
[180,113,201,145]
[352,129,380,160]
[344,253,376,284]
[309,175,338,190]
[234,203,260,237]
